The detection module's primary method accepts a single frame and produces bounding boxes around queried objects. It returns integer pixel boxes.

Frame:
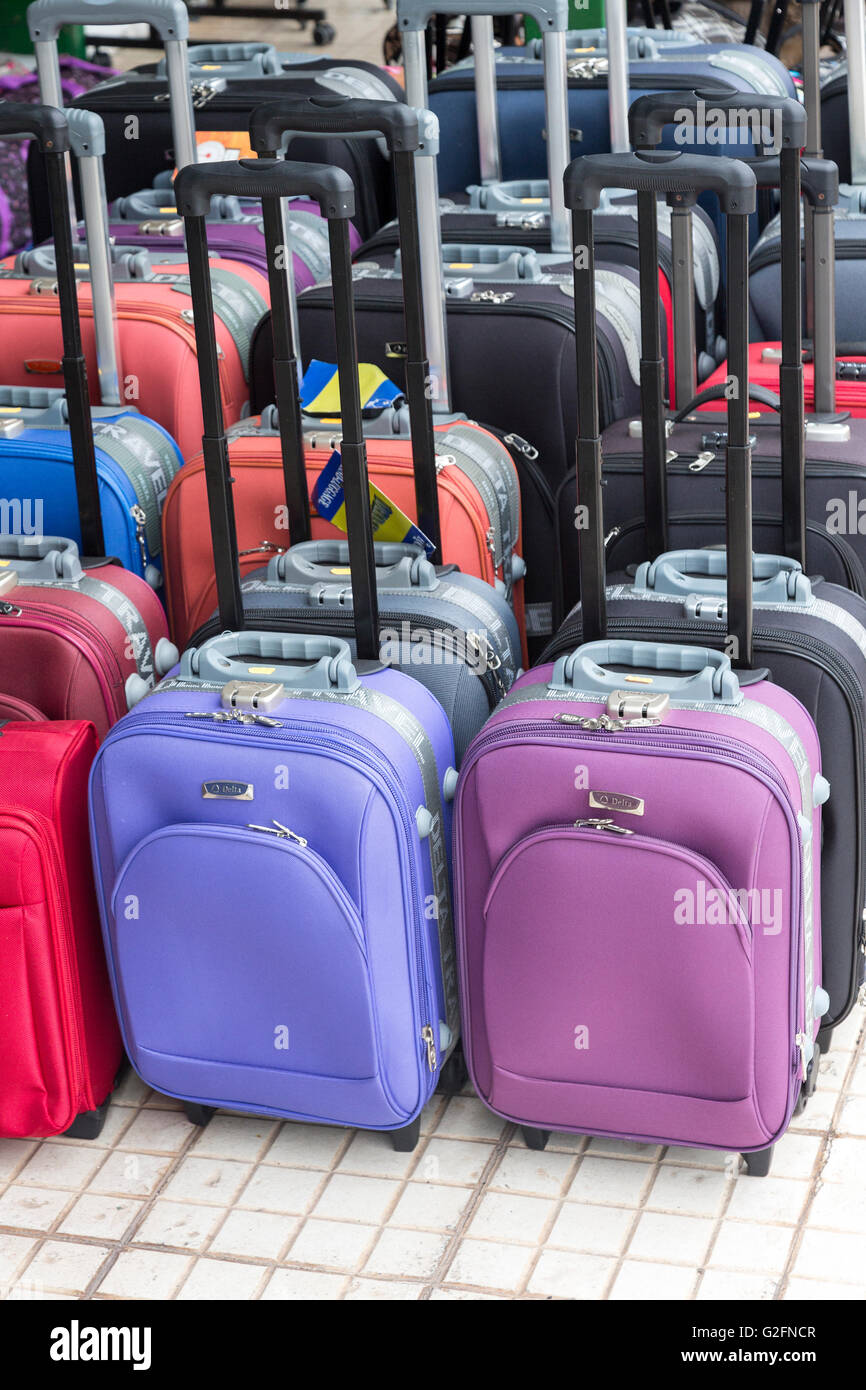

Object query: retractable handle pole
[565,150,757,666]
[0,104,105,556]
[66,110,123,407]
[250,96,443,562]
[175,159,382,660]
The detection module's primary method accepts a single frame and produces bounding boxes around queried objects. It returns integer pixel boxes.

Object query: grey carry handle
[633,550,812,604]
[28,0,197,173]
[0,533,85,582]
[564,149,758,213]
[0,384,66,409]
[112,187,249,224]
[269,540,438,592]
[550,640,743,704]
[157,41,282,78]
[182,632,360,692]
[435,244,542,282]
[397,0,570,253]
[628,90,806,151]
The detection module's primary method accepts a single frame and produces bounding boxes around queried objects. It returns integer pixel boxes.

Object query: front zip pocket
[481,826,755,1104]
[111,823,379,1087]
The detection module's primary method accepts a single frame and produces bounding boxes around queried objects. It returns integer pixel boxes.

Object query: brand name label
[588,790,644,816]
[202,781,254,800]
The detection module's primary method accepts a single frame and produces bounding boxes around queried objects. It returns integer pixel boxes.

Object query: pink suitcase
[0,103,176,737]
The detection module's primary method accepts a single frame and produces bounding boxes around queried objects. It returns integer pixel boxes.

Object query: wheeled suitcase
[0,717,123,1139]
[179,103,520,766]
[89,154,460,1150]
[26,8,404,243]
[164,97,527,657]
[546,135,866,1054]
[0,103,176,736]
[454,148,826,1172]
[0,109,184,589]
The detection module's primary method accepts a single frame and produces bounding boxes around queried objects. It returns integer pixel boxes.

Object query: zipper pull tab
[248,820,308,847]
[688,451,715,473]
[573,818,635,835]
[421,1024,438,1072]
[795,1031,811,1078]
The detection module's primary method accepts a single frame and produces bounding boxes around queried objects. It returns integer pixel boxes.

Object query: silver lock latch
[605,689,671,721]
[220,679,286,714]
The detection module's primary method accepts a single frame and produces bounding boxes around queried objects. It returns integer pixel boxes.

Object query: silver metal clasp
[605,690,671,721]
[221,679,286,714]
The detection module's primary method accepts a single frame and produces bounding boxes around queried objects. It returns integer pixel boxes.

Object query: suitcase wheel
[64,1096,110,1141]
[521,1125,551,1152]
[313,21,336,44]
[817,1023,835,1055]
[437,1047,469,1096]
[183,1103,216,1129]
[391,1117,421,1152]
[743,1144,774,1178]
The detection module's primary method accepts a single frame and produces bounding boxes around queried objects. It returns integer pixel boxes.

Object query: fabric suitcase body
[28,60,405,243]
[453,148,826,1170]
[0,389,182,586]
[0,718,122,1138]
[0,254,266,460]
[89,153,460,1146]
[267,261,654,646]
[108,190,363,292]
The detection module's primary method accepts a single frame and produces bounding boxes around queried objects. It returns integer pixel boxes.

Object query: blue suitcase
[89,154,461,1149]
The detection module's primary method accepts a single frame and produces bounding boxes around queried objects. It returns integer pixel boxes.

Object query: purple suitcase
[88,155,460,1150]
[107,188,363,292]
[453,150,826,1175]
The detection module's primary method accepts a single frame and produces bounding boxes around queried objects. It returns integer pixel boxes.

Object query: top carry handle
[250,95,442,563]
[397,0,571,254]
[174,159,384,661]
[0,104,104,557]
[27,0,197,173]
[564,149,757,665]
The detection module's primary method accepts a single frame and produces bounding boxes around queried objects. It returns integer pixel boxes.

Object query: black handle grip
[673,382,781,422]
[250,96,422,155]
[174,157,355,220]
[564,150,757,214]
[748,153,838,206]
[629,90,806,151]
[0,102,69,153]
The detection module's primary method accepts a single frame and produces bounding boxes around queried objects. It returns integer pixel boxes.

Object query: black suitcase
[545,141,866,1057]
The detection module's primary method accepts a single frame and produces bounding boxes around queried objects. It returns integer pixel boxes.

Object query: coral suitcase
[453,148,826,1174]
[164,97,527,656]
[0,103,176,737]
[89,154,460,1150]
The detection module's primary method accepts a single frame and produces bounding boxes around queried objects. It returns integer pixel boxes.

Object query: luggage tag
[313,450,435,557]
[300,358,404,414]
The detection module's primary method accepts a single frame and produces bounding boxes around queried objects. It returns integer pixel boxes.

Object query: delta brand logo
[50,1320,152,1371]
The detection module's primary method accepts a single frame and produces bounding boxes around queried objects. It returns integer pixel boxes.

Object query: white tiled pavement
[0,1004,862,1302]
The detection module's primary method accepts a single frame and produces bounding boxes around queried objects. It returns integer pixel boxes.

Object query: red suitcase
[0,104,177,737]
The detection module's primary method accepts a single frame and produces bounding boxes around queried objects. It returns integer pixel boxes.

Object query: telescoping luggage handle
[250,95,442,564]
[396,0,571,255]
[65,109,124,408]
[0,104,104,557]
[630,91,809,567]
[174,158,384,662]
[565,149,757,666]
[27,0,197,173]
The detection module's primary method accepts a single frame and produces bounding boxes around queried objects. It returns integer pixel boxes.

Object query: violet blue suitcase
[453,149,826,1173]
[89,155,461,1149]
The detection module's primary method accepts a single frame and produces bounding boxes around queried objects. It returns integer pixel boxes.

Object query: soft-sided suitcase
[0,718,123,1139]
[453,148,826,1172]
[0,103,176,737]
[26,5,405,243]
[180,101,520,766]
[89,154,460,1149]
[545,134,866,1053]
[165,96,527,657]
[0,109,184,589]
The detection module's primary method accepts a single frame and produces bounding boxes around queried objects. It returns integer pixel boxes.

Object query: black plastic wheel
[817,1023,834,1054]
[437,1047,469,1096]
[313,21,335,44]
[391,1116,421,1151]
[183,1102,216,1128]
[521,1125,550,1151]
[64,1096,110,1140]
[743,1144,774,1177]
